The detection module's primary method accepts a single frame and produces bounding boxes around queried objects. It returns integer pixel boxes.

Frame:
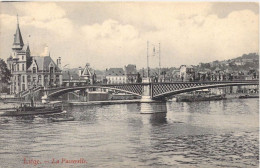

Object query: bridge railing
[152,80,259,84]
[43,80,258,92]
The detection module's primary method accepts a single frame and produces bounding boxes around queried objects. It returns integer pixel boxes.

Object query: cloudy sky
[0,2,258,69]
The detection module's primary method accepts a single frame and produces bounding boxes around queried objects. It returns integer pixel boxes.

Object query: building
[125,64,138,83]
[172,69,180,81]
[62,63,95,86]
[105,68,126,84]
[179,65,195,81]
[6,17,62,94]
[234,60,245,66]
[242,58,254,63]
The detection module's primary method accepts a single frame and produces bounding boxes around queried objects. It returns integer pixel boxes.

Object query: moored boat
[0,101,64,116]
[176,89,226,102]
[50,117,75,122]
[238,94,259,99]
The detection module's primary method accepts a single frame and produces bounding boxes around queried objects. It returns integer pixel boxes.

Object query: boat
[238,94,259,99]
[176,90,226,102]
[0,101,64,116]
[50,117,75,122]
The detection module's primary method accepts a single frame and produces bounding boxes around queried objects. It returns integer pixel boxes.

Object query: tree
[0,59,11,93]
[0,59,11,84]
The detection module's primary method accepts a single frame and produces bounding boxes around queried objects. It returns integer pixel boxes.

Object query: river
[0,98,258,168]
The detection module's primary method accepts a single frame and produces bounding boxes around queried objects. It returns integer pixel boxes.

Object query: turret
[12,15,24,50]
[26,43,31,58]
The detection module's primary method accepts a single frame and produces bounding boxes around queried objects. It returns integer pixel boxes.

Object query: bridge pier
[141,83,153,102]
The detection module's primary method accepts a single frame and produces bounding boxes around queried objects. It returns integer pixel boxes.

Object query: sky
[0,2,259,70]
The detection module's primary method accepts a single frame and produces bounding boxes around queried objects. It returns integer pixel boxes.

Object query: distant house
[179,65,195,81]
[234,60,245,66]
[78,63,94,84]
[125,64,138,83]
[210,60,219,67]
[242,58,254,63]
[105,68,126,84]
[62,63,95,86]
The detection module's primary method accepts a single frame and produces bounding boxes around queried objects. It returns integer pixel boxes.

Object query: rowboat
[51,117,75,122]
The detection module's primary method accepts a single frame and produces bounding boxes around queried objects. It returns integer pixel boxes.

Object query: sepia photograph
[0,1,259,167]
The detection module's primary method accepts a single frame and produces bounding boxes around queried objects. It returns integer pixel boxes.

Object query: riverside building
[6,17,62,94]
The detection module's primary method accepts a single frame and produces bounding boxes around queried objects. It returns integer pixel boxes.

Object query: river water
[0,99,258,168]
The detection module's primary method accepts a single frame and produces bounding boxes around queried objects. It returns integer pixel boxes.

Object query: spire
[26,43,30,53]
[13,14,24,50]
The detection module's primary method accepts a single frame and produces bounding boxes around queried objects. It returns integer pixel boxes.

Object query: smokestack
[57,57,61,69]
[79,67,82,77]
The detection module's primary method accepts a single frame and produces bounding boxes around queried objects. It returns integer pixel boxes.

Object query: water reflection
[167,99,259,132]
[138,102,167,114]
[0,99,258,168]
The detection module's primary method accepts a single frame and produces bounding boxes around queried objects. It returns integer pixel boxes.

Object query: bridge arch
[152,82,258,100]
[47,85,142,98]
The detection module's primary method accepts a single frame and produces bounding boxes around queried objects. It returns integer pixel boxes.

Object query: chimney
[57,57,61,69]
[79,67,82,77]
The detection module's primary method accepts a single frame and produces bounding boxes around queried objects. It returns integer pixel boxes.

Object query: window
[33,67,36,73]
[56,75,59,83]
[22,76,25,83]
[12,64,14,71]
[50,67,54,74]
[17,64,19,71]
[18,76,20,86]
[22,56,24,60]
[22,64,24,71]
[38,75,42,84]
[27,75,31,82]
[44,76,48,85]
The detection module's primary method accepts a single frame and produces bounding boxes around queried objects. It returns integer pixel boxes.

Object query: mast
[147,41,149,79]
[17,14,19,25]
[158,43,161,82]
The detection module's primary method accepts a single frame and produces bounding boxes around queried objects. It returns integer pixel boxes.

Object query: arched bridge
[46,83,145,98]
[43,80,259,100]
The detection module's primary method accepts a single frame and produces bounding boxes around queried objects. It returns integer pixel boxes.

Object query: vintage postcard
[0,1,259,168]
